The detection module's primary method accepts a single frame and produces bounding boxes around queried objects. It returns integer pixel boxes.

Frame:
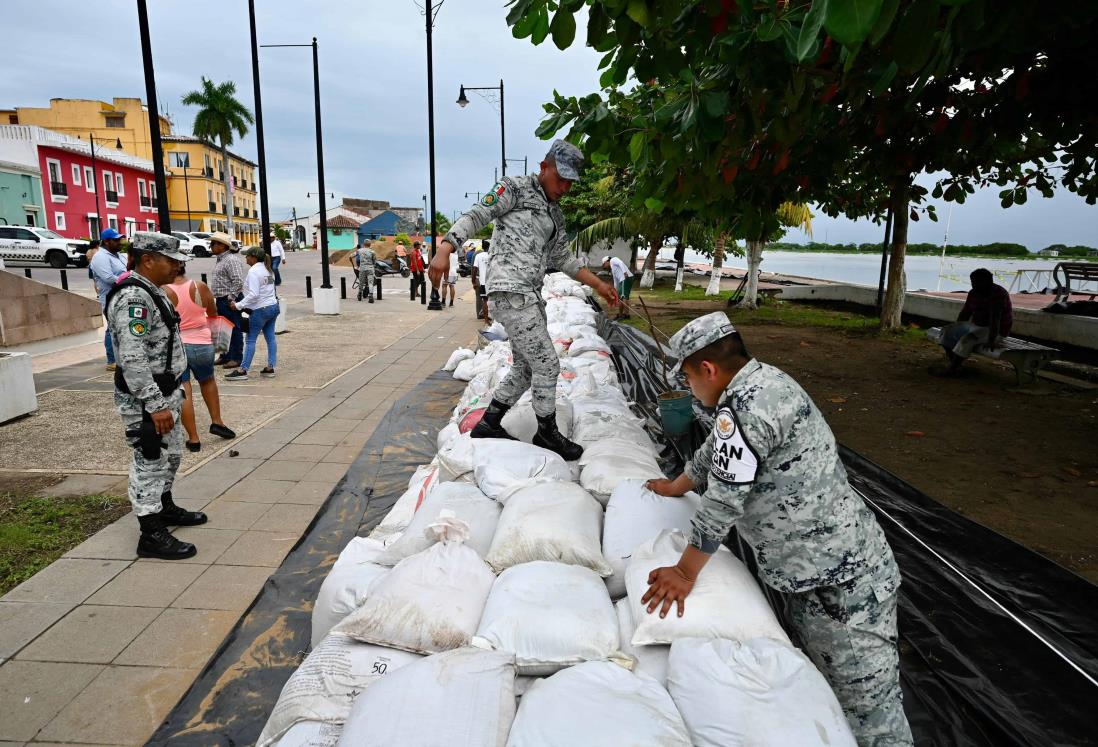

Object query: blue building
[356,210,403,242]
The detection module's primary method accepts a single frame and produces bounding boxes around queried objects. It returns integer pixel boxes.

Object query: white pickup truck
[0,225,89,268]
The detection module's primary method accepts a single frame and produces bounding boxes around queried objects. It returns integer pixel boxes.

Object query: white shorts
[445,274,457,287]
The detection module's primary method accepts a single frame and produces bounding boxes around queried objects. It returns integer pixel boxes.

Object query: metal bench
[926,326,1059,386]
[1053,262,1098,303]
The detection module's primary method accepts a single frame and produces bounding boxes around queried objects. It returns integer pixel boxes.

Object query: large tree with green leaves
[181,78,254,239]
[507,0,1098,329]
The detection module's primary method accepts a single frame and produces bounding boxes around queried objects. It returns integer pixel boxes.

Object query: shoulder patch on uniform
[128,319,148,337]
[710,406,759,485]
[482,181,506,207]
[128,305,148,319]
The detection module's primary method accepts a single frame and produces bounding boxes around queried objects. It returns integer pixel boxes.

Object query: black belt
[115,368,181,397]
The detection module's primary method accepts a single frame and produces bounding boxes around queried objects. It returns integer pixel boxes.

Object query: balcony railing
[140,196,151,208]
[50,181,67,197]
[208,201,217,212]
[105,190,118,204]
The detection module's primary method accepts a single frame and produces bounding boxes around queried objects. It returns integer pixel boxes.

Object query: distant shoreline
[765,246,1097,262]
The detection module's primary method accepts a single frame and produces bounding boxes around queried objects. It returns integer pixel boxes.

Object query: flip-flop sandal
[186,441,202,453]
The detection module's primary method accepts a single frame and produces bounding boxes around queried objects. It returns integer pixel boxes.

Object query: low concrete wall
[778,282,1098,350]
[0,270,103,347]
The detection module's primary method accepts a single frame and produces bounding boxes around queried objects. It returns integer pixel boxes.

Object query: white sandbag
[471,443,573,501]
[626,530,790,647]
[570,396,639,423]
[579,437,664,498]
[667,637,857,747]
[443,347,474,372]
[500,396,573,442]
[506,661,690,747]
[337,647,516,747]
[602,480,701,598]
[312,538,390,647]
[273,720,342,747]
[452,357,477,381]
[615,599,670,687]
[568,336,611,357]
[436,422,460,451]
[370,464,439,541]
[472,561,626,675]
[257,633,421,747]
[485,481,611,575]
[335,515,496,654]
[376,483,500,565]
[573,414,649,447]
[485,320,509,340]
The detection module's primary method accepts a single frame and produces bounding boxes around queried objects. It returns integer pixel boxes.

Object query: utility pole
[136,0,170,232]
[426,0,443,309]
[88,133,102,235]
[248,0,272,254]
[291,206,298,248]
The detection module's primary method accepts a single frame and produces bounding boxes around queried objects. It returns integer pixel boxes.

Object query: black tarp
[148,372,466,746]
[152,318,1098,747]
[599,315,1098,747]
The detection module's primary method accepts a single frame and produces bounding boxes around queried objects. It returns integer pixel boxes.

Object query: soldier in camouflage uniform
[106,232,208,560]
[429,139,620,461]
[354,240,377,303]
[643,311,912,746]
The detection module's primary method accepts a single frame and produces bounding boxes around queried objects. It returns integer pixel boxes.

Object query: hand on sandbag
[646,478,685,497]
[642,565,695,619]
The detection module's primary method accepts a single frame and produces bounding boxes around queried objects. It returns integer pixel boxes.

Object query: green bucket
[658,389,694,436]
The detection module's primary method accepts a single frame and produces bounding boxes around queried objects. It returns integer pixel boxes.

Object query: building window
[105,114,125,128]
[87,214,100,237]
[55,212,66,231]
[108,215,118,230]
[115,172,124,197]
[126,218,136,236]
[71,164,82,186]
[147,221,156,231]
[25,212,37,227]
[84,166,94,192]
[103,171,114,192]
[169,152,190,168]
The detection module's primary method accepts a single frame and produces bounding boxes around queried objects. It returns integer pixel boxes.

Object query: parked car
[375,257,410,278]
[0,225,89,268]
[171,232,210,258]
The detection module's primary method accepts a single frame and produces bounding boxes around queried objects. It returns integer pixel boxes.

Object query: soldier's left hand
[642,565,695,618]
[149,409,175,435]
[598,282,620,308]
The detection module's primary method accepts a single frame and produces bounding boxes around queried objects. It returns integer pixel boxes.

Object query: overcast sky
[5,0,1094,250]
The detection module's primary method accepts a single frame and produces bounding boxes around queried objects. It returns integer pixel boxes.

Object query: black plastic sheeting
[599,315,1098,747]
[148,372,466,746]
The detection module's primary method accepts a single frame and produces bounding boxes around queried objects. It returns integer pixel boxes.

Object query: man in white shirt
[472,246,492,323]
[602,255,633,318]
[269,232,286,286]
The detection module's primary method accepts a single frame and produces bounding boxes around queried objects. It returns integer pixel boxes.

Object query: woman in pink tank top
[164,269,236,452]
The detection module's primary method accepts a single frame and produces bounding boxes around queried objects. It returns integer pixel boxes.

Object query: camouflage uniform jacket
[106,272,187,414]
[684,359,895,593]
[355,247,376,270]
[443,174,582,296]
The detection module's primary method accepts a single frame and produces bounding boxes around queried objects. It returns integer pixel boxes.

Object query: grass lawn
[0,492,129,595]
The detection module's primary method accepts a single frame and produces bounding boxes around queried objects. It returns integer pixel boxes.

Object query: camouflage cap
[130,231,188,262]
[668,311,738,372]
[547,139,584,180]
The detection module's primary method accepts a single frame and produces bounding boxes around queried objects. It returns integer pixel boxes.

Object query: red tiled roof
[326,215,360,229]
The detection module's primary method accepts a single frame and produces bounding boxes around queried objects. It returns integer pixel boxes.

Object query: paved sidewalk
[0,302,482,746]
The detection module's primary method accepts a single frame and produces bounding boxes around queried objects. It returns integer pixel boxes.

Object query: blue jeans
[272,256,282,286]
[105,328,115,364]
[215,296,245,363]
[242,303,279,371]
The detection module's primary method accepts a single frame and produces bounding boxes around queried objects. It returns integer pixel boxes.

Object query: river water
[671,248,1067,293]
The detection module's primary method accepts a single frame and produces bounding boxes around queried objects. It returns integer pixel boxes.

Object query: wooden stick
[635,296,672,390]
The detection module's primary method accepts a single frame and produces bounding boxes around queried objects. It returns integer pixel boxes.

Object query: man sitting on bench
[934,268,1013,377]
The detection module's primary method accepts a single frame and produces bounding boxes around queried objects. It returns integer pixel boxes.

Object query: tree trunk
[674,244,686,292]
[221,140,234,238]
[629,242,639,274]
[706,233,727,296]
[880,184,910,331]
[640,234,661,289]
[737,239,765,309]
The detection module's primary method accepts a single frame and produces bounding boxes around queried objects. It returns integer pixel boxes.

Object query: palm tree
[181,78,254,238]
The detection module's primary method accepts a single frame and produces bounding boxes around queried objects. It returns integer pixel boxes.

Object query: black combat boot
[137,513,197,560]
[470,399,517,440]
[159,491,208,527]
[533,413,583,461]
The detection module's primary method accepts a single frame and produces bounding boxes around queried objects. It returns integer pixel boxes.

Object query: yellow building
[2,97,260,243]
[162,135,259,242]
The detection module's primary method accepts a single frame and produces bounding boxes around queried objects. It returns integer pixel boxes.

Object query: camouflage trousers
[116,389,184,517]
[488,291,559,417]
[357,267,375,300]
[789,565,914,746]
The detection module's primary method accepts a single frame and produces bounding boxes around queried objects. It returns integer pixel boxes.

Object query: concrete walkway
[0,301,482,746]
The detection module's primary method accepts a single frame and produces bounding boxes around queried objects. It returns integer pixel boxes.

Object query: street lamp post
[506,156,528,175]
[425,1,444,310]
[457,79,506,179]
[88,132,103,236]
[181,165,192,230]
[136,0,171,233]
[262,38,336,313]
[248,0,272,255]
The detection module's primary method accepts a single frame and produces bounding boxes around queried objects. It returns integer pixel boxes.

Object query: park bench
[926,326,1059,386]
[1053,262,1098,303]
